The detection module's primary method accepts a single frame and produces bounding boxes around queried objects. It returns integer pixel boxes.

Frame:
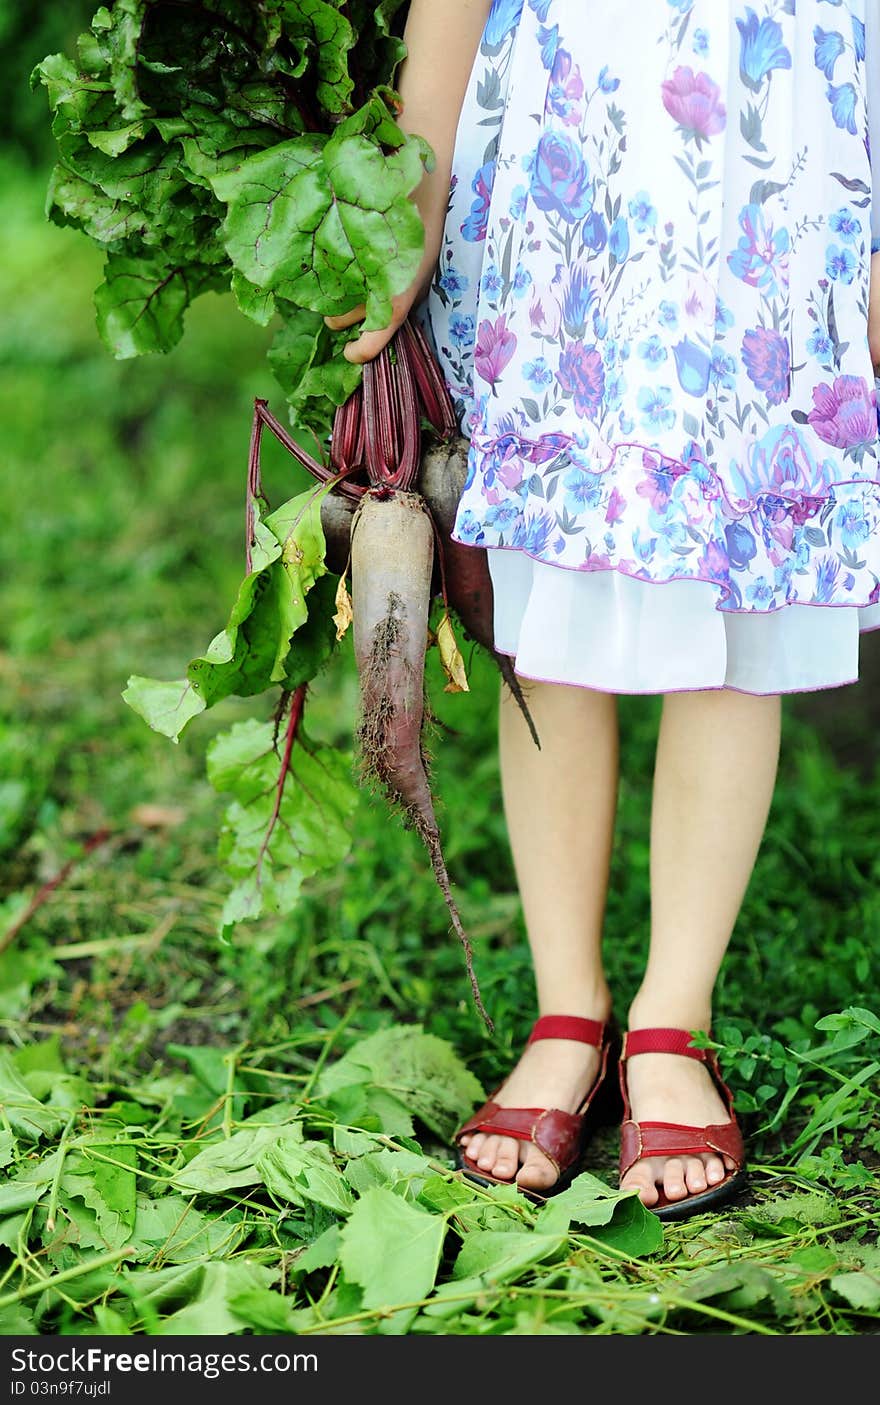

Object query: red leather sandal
[454,1015,620,1203]
[618,1027,747,1221]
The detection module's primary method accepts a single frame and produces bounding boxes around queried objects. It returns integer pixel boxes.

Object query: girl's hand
[870,251,880,369]
[324,219,445,365]
[324,0,492,365]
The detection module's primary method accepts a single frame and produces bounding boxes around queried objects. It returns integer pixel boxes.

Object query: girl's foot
[619,1023,737,1208]
[459,1001,610,1193]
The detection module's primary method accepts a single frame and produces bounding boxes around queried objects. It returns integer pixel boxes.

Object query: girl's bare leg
[460,677,618,1192]
[620,688,782,1207]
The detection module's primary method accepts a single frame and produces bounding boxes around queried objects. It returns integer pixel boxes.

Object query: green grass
[1,156,878,1335]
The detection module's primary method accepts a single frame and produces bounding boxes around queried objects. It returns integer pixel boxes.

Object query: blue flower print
[485,499,523,531]
[632,528,658,564]
[439,268,469,297]
[715,299,735,334]
[524,356,553,388]
[827,82,858,134]
[813,27,845,81]
[526,130,593,221]
[538,23,560,69]
[774,557,794,594]
[807,327,834,365]
[510,510,557,555]
[598,65,619,93]
[726,522,757,569]
[484,0,525,48]
[710,350,738,391]
[737,9,791,90]
[513,264,533,296]
[828,207,861,244]
[581,210,608,251]
[638,334,668,366]
[826,243,857,284]
[628,191,657,232]
[837,499,869,548]
[815,555,841,602]
[456,509,485,544]
[562,261,598,328]
[481,264,503,297]
[673,338,712,396]
[852,16,866,63]
[638,385,676,430]
[692,28,709,57]
[746,576,774,606]
[659,300,679,330]
[449,314,475,348]
[509,185,528,220]
[605,371,625,412]
[563,467,603,515]
[609,217,630,261]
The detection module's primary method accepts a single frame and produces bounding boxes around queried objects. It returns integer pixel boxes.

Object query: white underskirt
[486,548,880,696]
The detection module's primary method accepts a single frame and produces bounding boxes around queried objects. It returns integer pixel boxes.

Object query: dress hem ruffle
[453,528,880,619]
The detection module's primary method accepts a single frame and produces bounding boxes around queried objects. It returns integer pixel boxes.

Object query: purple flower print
[527,131,593,221]
[558,342,606,419]
[489,436,527,492]
[741,327,790,405]
[636,463,672,512]
[728,426,834,506]
[461,162,495,243]
[548,49,584,125]
[527,432,571,466]
[529,282,562,338]
[727,204,790,297]
[605,487,627,525]
[807,376,877,451]
[474,314,517,389]
[699,539,730,583]
[661,67,727,143]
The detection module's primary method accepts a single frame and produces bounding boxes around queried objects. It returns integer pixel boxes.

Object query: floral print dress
[420,0,880,693]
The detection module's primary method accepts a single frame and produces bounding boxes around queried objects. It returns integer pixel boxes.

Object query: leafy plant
[33,0,425,438]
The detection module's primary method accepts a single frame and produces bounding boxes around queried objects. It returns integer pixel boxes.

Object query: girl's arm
[866,1,880,364]
[325,0,493,364]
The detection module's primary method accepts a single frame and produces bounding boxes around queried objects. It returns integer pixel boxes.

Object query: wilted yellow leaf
[333,574,354,641]
[437,610,470,693]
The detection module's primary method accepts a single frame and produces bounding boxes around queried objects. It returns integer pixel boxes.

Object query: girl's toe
[705,1155,727,1184]
[490,1138,520,1181]
[662,1157,687,1200]
[516,1146,558,1191]
[684,1157,708,1193]
[620,1162,660,1207]
[476,1135,502,1170]
[464,1132,485,1164]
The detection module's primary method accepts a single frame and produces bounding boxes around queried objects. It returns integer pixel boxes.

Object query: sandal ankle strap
[622,1027,709,1061]
[528,1015,606,1047]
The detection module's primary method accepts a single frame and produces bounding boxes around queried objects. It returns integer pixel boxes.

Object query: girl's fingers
[324,305,366,330]
[342,321,401,364]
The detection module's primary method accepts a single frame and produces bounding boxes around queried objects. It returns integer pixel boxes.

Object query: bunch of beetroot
[248,320,540,1028]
